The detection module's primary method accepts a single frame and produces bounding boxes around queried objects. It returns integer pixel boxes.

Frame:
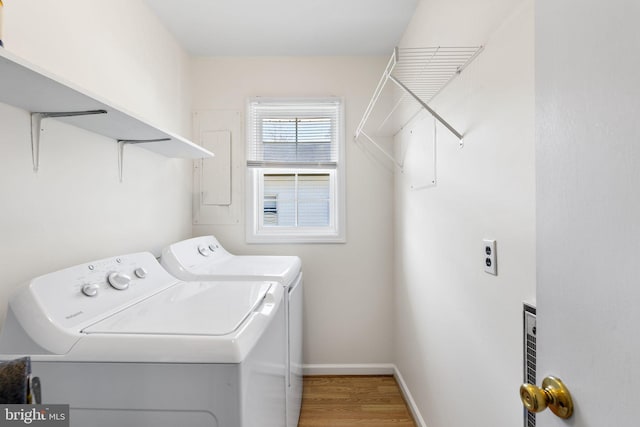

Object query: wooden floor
[298,376,417,426]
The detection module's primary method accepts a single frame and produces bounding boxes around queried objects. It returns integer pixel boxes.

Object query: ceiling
[144,0,419,56]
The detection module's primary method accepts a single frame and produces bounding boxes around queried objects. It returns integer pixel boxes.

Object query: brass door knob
[520,376,573,419]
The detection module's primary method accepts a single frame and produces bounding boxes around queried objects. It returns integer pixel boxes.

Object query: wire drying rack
[355,46,483,166]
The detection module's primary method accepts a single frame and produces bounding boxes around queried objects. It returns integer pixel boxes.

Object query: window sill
[246,231,346,244]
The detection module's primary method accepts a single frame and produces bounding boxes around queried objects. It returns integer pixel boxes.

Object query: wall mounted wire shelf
[355,46,483,166]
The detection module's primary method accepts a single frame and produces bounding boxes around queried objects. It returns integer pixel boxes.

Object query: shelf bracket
[388,75,464,144]
[357,130,403,169]
[116,138,171,182]
[30,110,108,172]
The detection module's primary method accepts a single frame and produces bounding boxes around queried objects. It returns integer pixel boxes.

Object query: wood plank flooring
[298,376,417,426]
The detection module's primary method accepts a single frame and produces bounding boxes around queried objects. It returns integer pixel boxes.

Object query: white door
[536,0,640,425]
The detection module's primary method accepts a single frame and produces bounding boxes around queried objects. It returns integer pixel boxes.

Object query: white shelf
[355,46,483,165]
[0,47,213,164]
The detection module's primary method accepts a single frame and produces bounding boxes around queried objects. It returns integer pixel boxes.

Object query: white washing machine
[0,252,286,427]
[160,236,303,427]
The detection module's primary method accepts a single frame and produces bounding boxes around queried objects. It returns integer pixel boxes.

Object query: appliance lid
[192,256,301,283]
[83,281,272,336]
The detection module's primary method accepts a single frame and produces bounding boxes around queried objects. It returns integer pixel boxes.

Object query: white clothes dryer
[0,252,286,427]
[160,236,303,427]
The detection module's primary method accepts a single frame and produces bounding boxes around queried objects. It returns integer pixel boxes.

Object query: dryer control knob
[198,245,211,256]
[134,267,147,279]
[82,283,100,297]
[108,272,131,290]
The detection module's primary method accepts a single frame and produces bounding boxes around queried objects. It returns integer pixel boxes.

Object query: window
[246,98,345,243]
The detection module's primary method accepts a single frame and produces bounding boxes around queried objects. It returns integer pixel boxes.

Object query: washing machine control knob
[108,272,131,290]
[134,267,147,279]
[198,245,211,256]
[81,283,100,297]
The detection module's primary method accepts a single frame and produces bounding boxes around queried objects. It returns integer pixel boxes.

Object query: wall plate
[483,239,497,275]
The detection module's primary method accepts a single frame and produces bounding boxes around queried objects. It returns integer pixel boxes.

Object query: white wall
[4,0,192,134]
[0,0,193,322]
[393,1,535,426]
[191,56,395,366]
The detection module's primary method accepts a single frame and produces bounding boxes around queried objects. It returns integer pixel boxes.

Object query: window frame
[246,97,346,244]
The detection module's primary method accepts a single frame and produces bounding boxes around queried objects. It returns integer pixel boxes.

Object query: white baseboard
[301,363,427,427]
[393,366,428,427]
[303,363,395,376]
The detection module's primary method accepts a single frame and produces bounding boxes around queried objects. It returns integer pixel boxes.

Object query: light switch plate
[483,239,497,275]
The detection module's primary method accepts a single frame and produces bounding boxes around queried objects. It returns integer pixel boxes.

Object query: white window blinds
[247,99,341,168]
